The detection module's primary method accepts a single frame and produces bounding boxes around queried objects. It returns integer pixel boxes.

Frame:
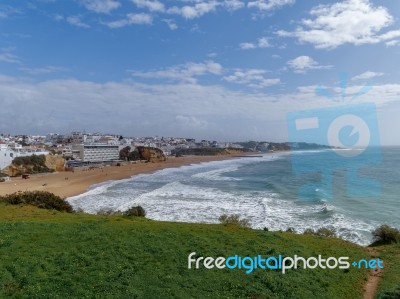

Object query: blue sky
[1,0,400,144]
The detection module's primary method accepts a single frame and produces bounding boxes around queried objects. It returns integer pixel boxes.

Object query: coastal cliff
[45,155,66,172]
[3,154,63,177]
[137,146,167,163]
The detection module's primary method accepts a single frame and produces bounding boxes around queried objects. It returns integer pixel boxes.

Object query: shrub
[0,191,73,212]
[218,214,250,228]
[315,227,336,238]
[303,227,336,238]
[303,228,315,235]
[377,284,400,299]
[372,225,400,244]
[74,207,84,213]
[97,209,122,216]
[124,206,146,217]
[286,227,296,233]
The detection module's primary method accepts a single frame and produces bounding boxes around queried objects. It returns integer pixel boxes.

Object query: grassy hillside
[374,243,400,298]
[0,203,378,298]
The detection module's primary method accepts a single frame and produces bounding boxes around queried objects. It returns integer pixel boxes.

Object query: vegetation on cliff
[0,191,73,212]
[119,146,140,161]
[5,154,54,176]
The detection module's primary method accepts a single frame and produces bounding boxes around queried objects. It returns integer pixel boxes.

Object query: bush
[218,214,250,228]
[97,209,122,216]
[315,227,336,238]
[377,284,400,299]
[303,228,315,235]
[303,227,336,238]
[124,206,146,217]
[372,225,400,244]
[0,191,73,212]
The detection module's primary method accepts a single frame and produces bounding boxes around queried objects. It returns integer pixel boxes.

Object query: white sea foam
[191,166,240,181]
[66,153,378,245]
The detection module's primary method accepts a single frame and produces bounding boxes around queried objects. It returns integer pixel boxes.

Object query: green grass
[374,243,400,299]
[0,202,381,298]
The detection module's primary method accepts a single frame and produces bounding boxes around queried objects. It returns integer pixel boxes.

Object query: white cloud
[351,71,384,81]
[162,19,178,30]
[248,0,295,11]
[224,69,280,88]
[240,37,270,49]
[386,40,400,47]
[168,2,218,19]
[0,5,21,19]
[239,42,256,49]
[258,37,270,48]
[105,13,153,28]
[0,51,20,64]
[1,74,399,142]
[277,0,400,49]
[67,16,90,28]
[53,14,64,21]
[129,61,223,83]
[81,0,120,14]
[0,76,286,140]
[19,66,68,75]
[287,56,331,73]
[127,13,153,24]
[175,115,208,129]
[224,0,245,11]
[132,0,165,12]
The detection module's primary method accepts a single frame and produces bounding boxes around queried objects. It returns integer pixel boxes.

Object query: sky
[1,0,400,144]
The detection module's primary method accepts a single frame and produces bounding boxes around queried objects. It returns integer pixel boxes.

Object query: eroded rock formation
[137,146,166,163]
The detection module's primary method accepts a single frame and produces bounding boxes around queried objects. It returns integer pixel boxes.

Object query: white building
[0,143,14,170]
[72,144,120,162]
[0,143,49,171]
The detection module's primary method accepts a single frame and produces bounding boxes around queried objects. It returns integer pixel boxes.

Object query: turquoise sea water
[68,147,400,245]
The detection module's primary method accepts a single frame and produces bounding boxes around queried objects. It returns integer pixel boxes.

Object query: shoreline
[0,155,243,199]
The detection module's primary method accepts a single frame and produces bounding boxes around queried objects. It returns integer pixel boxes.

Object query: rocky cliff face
[2,155,65,177]
[2,164,22,177]
[137,147,166,163]
[45,155,65,172]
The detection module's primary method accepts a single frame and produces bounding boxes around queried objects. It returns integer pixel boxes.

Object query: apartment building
[72,144,120,162]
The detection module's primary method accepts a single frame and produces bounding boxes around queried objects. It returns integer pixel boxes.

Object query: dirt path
[363,247,383,299]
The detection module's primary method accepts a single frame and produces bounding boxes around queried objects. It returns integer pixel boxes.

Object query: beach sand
[0,156,236,198]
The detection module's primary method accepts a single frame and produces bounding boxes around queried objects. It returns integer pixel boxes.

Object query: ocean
[67,147,400,246]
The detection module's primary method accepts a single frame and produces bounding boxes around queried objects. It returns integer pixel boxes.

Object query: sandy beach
[0,156,236,198]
